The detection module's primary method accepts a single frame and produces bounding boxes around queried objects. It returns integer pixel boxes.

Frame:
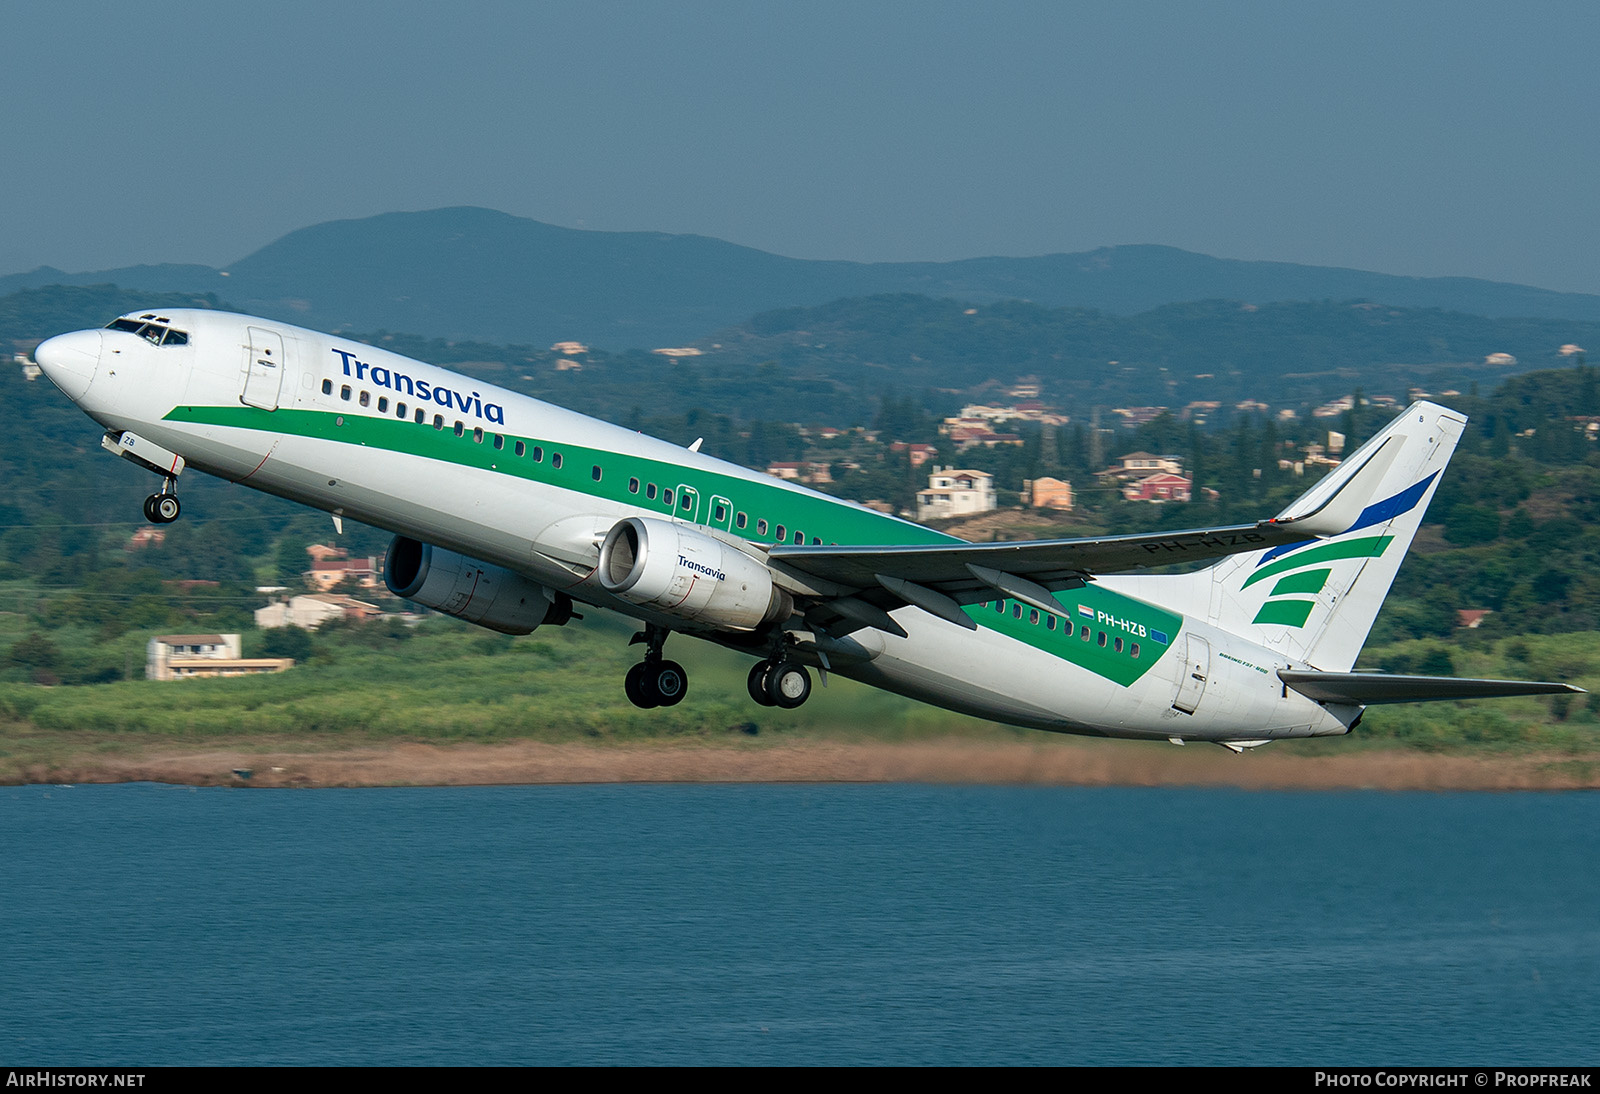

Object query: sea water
[2,783,1595,1065]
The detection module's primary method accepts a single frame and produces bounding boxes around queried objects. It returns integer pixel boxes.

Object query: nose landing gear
[142,478,181,524]
[102,432,187,525]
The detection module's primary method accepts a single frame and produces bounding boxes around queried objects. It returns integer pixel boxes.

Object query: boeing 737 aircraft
[33,309,1577,748]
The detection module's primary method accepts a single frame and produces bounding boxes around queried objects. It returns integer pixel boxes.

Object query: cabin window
[453,421,465,437]
[398,402,407,418]
[473,427,484,443]
[663,487,674,506]
[591,465,602,482]
[378,397,388,413]
[1061,620,1071,636]
[552,453,563,469]
[532,446,543,462]
[683,494,694,512]
[629,477,640,494]
[340,385,352,401]
[1131,643,1140,658]
[1012,603,1022,619]
[514,440,526,457]
[713,502,727,522]
[736,512,748,530]
[1114,636,1124,653]
[415,408,425,424]
[493,434,504,450]
[359,391,370,407]
[812,537,822,545]
[1097,631,1107,647]
[1030,609,1040,626]
[757,519,769,536]
[994,600,1005,613]
[793,530,803,544]
[1081,627,1091,642]
[775,525,786,542]
[433,414,443,429]
[321,379,332,395]
[646,483,658,500]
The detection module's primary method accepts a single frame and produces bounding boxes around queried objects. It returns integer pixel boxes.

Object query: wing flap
[769,521,1305,594]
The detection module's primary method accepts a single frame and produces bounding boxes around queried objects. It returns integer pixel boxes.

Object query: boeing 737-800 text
[33,309,1577,748]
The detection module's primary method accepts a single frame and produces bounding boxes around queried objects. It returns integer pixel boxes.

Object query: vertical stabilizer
[1111,402,1467,671]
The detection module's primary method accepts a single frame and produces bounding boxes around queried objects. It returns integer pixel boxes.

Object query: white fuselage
[37,310,1353,742]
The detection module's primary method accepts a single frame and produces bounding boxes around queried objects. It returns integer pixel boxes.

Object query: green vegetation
[1,283,1598,774]
[0,615,1031,782]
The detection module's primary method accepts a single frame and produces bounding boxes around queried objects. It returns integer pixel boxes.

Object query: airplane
[32,309,1579,749]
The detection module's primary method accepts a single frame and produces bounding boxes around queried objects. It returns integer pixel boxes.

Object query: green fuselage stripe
[167,402,1178,685]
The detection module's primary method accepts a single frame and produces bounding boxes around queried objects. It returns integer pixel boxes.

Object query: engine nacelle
[385,536,572,635]
[598,517,791,631]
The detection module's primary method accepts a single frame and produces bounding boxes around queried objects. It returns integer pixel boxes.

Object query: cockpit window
[105,317,188,346]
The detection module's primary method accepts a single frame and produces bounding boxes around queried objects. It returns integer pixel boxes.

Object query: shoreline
[9,737,1598,791]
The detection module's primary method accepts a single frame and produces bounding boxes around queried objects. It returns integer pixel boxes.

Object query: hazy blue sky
[6,1,1599,292]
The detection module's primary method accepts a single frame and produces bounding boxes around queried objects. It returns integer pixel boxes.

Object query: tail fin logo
[1241,472,1436,628]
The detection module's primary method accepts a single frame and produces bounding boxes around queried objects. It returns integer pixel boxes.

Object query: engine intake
[385,536,572,635]
[598,517,790,631]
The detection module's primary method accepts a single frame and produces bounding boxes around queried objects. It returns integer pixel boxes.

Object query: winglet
[1268,432,1407,537]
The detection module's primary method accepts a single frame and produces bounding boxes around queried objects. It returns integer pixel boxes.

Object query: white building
[146,634,293,681]
[256,594,384,630]
[916,468,996,521]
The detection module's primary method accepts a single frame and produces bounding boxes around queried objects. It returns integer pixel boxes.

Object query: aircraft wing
[767,519,1320,636]
[767,417,1433,638]
[1278,670,1583,705]
[772,520,1309,592]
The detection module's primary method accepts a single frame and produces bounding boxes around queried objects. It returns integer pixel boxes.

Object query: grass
[0,616,1596,783]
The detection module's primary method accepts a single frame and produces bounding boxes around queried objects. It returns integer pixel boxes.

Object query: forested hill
[6,207,1600,347]
[695,295,1600,415]
[6,285,1599,424]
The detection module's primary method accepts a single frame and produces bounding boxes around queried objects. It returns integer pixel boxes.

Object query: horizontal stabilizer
[1279,670,1583,706]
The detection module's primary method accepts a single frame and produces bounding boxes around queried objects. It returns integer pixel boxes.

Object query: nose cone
[35,330,102,402]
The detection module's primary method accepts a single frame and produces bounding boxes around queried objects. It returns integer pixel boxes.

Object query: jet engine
[598,516,791,631]
[385,536,573,635]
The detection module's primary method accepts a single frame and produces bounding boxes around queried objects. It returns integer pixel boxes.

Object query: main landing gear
[624,623,689,709]
[142,478,181,524]
[747,657,812,709]
[620,625,816,711]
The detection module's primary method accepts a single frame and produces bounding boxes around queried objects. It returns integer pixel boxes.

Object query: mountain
[8,207,1600,348]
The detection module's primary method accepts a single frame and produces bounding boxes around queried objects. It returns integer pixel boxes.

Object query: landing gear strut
[143,477,181,524]
[624,623,688,708]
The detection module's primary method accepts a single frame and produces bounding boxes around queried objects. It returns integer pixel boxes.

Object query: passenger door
[674,484,701,524]
[241,327,285,410]
[1172,634,1211,715]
